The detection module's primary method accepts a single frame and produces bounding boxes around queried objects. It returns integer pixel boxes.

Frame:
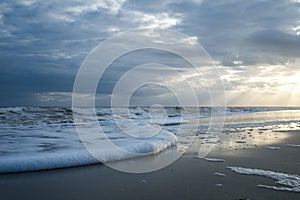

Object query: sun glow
[290,73,300,91]
[283,72,300,106]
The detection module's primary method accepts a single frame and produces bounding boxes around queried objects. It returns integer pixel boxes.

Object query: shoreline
[1,129,300,199]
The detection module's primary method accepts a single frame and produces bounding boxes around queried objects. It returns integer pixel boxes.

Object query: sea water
[0,107,300,173]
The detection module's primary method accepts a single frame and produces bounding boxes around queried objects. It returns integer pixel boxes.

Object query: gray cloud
[248,29,300,57]
[0,0,299,106]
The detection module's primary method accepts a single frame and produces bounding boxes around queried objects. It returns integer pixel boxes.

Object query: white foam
[214,172,226,177]
[266,146,280,150]
[286,144,300,148]
[0,122,177,173]
[203,157,225,162]
[0,150,97,173]
[227,166,300,193]
[151,118,188,126]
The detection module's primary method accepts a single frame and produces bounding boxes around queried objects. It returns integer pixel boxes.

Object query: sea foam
[227,166,300,193]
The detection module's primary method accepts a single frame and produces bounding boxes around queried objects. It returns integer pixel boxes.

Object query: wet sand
[0,130,299,200]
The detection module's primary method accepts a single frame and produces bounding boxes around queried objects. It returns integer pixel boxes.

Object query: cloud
[247,29,300,57]
[0,0,299,106]
[170,0,299,65]
[66,0,126,15]
[122,11,181,29]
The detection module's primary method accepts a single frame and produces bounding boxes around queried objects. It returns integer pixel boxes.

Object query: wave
[0,107,299,173]
[1,106,299,127]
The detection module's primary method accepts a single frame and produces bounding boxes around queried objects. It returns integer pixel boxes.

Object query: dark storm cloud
[0,0,299,106]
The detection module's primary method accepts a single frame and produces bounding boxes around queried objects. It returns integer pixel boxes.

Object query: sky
[0,0,299,107]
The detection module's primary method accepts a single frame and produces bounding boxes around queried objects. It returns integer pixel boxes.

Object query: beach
[1,128,299,200]
[1,0,299,199]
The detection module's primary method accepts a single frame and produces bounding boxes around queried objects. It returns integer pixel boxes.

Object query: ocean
[0,107,300,173]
